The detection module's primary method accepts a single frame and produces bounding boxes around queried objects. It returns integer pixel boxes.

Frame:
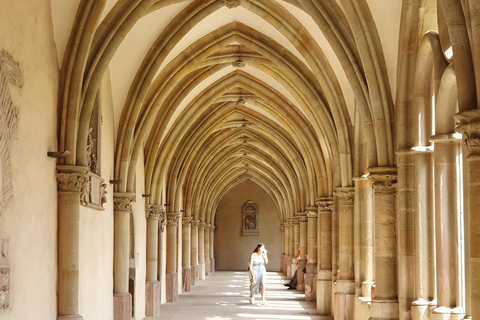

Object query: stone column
[209,225,215,273]
[191,220,199,286]
[353,177,374,300]
[305,208,318,301]
[455,109,480,319]
[166,212,180,302]
[182,214,192,292]
[283,222,291,276]
[280,224,285,274]
[297,212,308,291]
[368,167,399,320]
[204,224,211,275]
[410,148,436,319]
[57,167,90,320]
[431,135,464,319]
[334,187,355,320]
[291,217,300,279]
[316,197,334,316]
[287,219,295,278]
[145,205,163,316]
[198,222,206,280]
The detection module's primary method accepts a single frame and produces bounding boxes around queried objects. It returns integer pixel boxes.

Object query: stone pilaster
[455,109,480,319]
[431,134,464,319]
[287,219,295,278]
[297,212,308,291]
[209,225,215,273]
[353,177,374,301]
[204,224,211,275]
[198,222,206,280]
[190,220,200,286]
[113,192,135,320]
[57,166,90,320]
[334,187,355,320]
[182,215,192,292]
[305,208,318,301]
[280,224,286,274]
[368,167,399,320]
[145,205,163,316]
[283,222,291,276]
[409,148,436,319]
[316,197,334,317]
[166,212,180,302]
[291,217,300,280]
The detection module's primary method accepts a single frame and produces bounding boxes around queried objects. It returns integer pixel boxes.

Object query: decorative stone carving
[113,193,135,212]
[182,216,192,226]
[191,219,200,228]
[306,211,318,218]
[316,197,334,211]
[57,168,107,210]
[368,169,397,194]
[455,109,480,158]
[297,212,307,222]
[0,239,10,310]
[0,50,22,217]
[232,60,245,68]
[335,187,355,205]
[221,0,240,9]
[167,213,180,226]
[146,205,165,220]
[242,200,259,236]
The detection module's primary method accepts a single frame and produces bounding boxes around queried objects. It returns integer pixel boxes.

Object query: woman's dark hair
[253,243,264,253]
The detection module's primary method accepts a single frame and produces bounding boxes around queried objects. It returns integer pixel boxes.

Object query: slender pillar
[280,224,286,274]
[145,205,162,316]
[198,222,206,280]
[368,167,399,320]
[209,225,215,273]
[334,187,355,320]
[182,214,192,292]
[287,219,295,278]
[166,212,180,302]
[191,220,199,286]
[283,222,291,276]
[204,224,211,275]
[455,109,480,319]
[316,197,334,317]
[291,217,300,280]
[297,213,308,291]
[410,148,436,319]
[431,135,465,319]
[305,208,318,301]
[57,167,90,320]
[353,177,374,300]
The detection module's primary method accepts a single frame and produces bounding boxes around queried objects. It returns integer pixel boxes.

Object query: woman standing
[248,243,268,305]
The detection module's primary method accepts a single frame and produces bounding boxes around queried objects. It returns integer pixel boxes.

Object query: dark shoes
[287,286,296,290]
[284,283,296,289]
[283,283,290,287]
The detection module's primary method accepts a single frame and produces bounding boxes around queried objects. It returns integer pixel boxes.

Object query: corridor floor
[147,271,324,320]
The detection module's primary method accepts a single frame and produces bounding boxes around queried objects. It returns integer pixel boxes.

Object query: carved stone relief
[221,0,241,9]
[57,169,106,210]
[242,200,259,236]
[0,239,10,310]
[0,50,23,217]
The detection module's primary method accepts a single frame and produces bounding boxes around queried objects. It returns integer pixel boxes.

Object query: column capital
[367,167,397,194]
[292,216,300,225]
[199,222,207,229]
[113,192,135,212]
[182,217,192,226]
[334,186,355,205]
[306,210,318,219]
[166,212,180,226]
[316,197,334,211]
[297,212,307,222]
[455,108,480,159]
[191,220,200,227]
[145,204,165,220]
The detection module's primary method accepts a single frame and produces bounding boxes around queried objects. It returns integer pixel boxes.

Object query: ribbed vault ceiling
[53,0,402,225]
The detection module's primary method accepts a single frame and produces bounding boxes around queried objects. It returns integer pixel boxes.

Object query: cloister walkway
[147,271,323,320]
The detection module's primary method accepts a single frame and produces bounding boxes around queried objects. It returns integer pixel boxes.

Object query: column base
[166,273,178,302]
[297,259,307,291]
[432,306,464,320]
[145,280,160,316]
[317,270,333,316]
[280,254,285,273]
[412,299,436,320]
[362,280,375,299]
[370,299,399,320]
[334,279,355,320]
[191,264,199,286]
[57,316,84,320]
[113,292,132,320]
[305,263,317,301]
[182,268,191,292]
